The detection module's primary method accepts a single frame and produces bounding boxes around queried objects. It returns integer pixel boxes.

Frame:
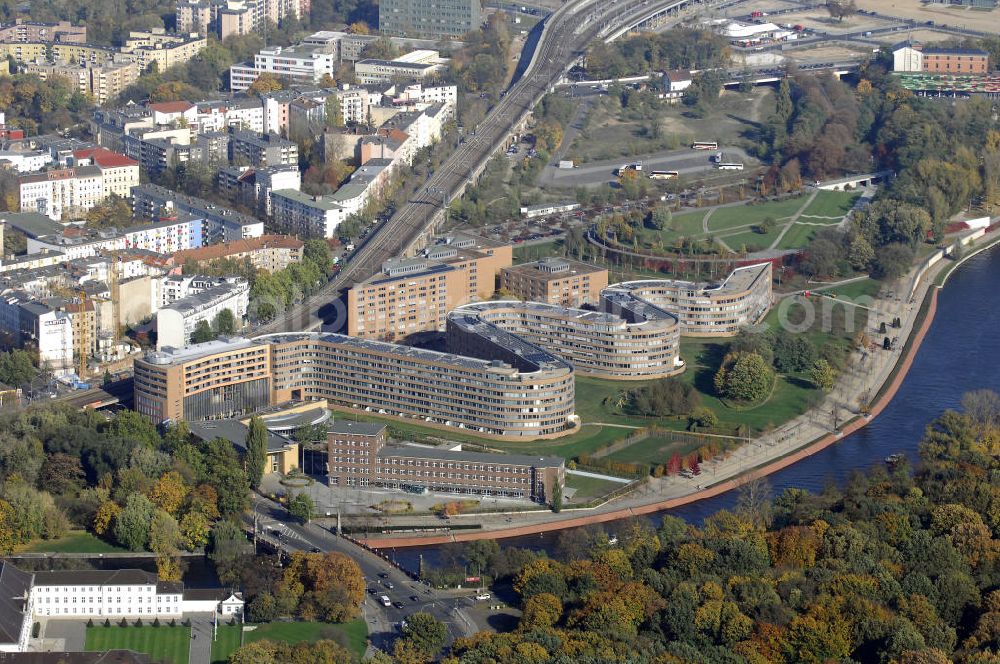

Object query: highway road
[256,0,711,335]
[245,496,480,655]
[539,146,753,187]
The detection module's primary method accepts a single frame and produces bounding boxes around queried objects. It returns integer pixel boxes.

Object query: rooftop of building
[610,262,771,298]
[256,404,331,432]
[258,43,335,59]
[32,568,158,587]
[923,46,990,56]
[379,443,563,468]
[230,130,297,148]
[327,419,387,437]
[73,147,138,168]
[19,164,101,183]
[272,188,344,211]
[189,418,296,454]
[0,211,64,238]
[171,234,303,264]
[140,335,264,365]
[160,279,248,317]
[502,257,606,280]
[0,561,31,647]
[148,101,195,114]
[257,331,567,375]
[356,58,438,71]
[131,183,262,229]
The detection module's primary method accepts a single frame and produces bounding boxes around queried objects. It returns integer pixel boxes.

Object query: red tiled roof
[172,235,304,265]
[148,101,195,114]
[74,147,138,168]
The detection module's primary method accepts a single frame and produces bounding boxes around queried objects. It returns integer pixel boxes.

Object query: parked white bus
[691,141,718,150]
[716,162,744,171]
[648,170,679,180]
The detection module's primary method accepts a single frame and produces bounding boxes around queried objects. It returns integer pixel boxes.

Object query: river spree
[391,244,1000,572]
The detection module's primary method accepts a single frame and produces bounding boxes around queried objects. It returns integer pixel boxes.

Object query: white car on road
[475,592,491,601]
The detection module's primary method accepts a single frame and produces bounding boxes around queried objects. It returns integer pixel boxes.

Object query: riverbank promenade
[341,228,1000,547]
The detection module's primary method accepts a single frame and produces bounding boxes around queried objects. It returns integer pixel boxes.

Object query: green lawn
[635,210,709,247]
[707,197,807,233]
[490,423,634,459]
[22,531,124,554]
[211,620,368,663]
[799,190,860,218]
[605,434,706,465]
[776,221,838,250]
[564,473,628,501]
[818,278,880,300]
[86,626,190,664]
[723,226,782,252]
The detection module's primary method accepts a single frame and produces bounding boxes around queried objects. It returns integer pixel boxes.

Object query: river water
[391,244,1000,572]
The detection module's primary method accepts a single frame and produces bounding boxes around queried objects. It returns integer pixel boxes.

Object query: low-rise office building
[134,331,577,439]
[604,262,773,337]
[189,417,299,474]
[892,41,990,74]
[500,258,608,308]
[354,54,445,85]
[326,421,564,502]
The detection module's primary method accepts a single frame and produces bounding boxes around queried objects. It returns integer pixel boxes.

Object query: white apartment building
[0,150,52,173]
[332,85,372,125]
[270,189,346,238]
[19,166,104,221]
[156,278,249,349]
[230,43,337,92]
[158,274,235,308]
[389,82,458,109]
[26,215,203,260]
[271,158,391,238]
[0,296,76,373]
[73,148,141,200]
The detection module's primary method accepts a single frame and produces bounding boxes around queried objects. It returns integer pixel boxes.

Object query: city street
[243,496,482,656]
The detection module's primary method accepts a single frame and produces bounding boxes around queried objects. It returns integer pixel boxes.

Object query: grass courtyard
[604,433,708,466]
[22,531,124,554]
[210,620,368,663]
[85,625,190,664]
[564,473,628,501]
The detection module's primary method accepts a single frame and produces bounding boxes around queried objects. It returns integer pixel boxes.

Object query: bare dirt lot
[771,8,896,33]
[785,43,879,62]
[857,0,1000,32]
[868,27,965,43]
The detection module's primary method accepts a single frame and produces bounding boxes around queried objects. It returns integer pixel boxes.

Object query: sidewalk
[357,228,1000,547]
